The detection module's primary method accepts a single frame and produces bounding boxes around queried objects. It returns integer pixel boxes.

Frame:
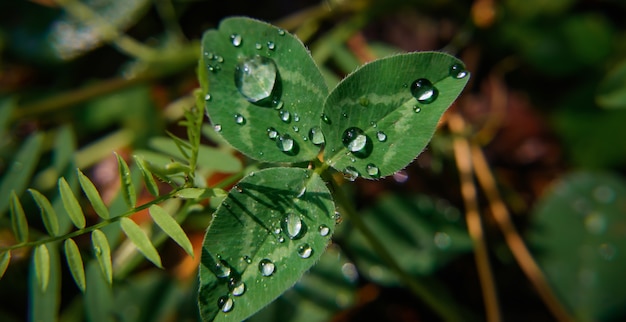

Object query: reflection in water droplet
[229,278,246,296]
[343,167,359,181]
[319,225,330,237]
[366,164,380,178]
[593,185,615,204]
[255,43,262,50]
[309,126,325,145]
[449,63,468,79]
[215,259,231,278]
[230,34,242,47]
[277,134,297,155]
[279,110,291,123]
[410,78,438,104]
[278,236,285,243]
[267,41,276,50]
[414,106,421,113]
[267,127,278,139]
[585,212,607,235]
[598,243,617,261]
[234,55,278,104]
[214,124,222,132]
[205,94,212,101]
[259,259,275,276]
[434,232,452,249]
[282,213,304,239]
[393,170,409,183]
[298,244,313,258]
[376,131,387,142]
[321,114,331,124]
[217,296,234,313]
[342,127,368,153]
[234,114,245,125]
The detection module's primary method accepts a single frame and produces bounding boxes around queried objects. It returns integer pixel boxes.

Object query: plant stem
[322,170,467,322]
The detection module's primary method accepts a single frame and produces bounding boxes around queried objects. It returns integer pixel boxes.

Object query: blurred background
[1,0,626,321]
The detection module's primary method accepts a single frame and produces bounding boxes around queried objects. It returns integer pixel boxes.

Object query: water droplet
[279,110,291,123]
[259,259,275,276]
[342,112,348,118]
[276,134,297,155]
[410,78,438,104]
[341,263,358,282]
[214,124,222,132]
[296,187,306,198]
[319,225,330,237]
[309,126,325,145]
[342,127,369,153]
[293,113,300,122]
[292,125,299,132]
[366,164,380,177]
[234,55,278,104]
[206,52,214,59]
[282,213,305,239]
[449,63,468,79]
[370,121,377,128]
[585,212,607,235]
[393,170,409,183]
[230,34,242,47]
[434,232,452,249]
[216,56,224,63]
[267,127,278,139]
[334,211,343,224]
[205,93,212,101]
[217,296,234,313]
[278,236,285,243]
[359,97,369,106]
[321,114,331,124]
[243,255,252,264]
[343,166,359,181]
[255,43,262,50]
[229,278,246,296]
[376,131,387,142]
[297,244,313,258]
[273,100,284,110]
[274,227,282,234]
[214,259,231,278]
[413,106,421,113]
[267,41,276,50]
[278,29,286,36]
[234,114,246,125]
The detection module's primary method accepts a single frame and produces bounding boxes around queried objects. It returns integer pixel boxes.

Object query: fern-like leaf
[0,251,10,278]
[133,155,159,197]
[64,238,86,292]
[91,229,112,285]
[115,153,136,209]
[28,189,60,237]
[148,205,194,257]
[58,178,86,229]
[34,244,50,292]
[77,169,110,220]
[120,218,163,268]
[9,191,28,243]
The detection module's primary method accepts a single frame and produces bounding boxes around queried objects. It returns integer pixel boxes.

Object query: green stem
[322,170,468,322]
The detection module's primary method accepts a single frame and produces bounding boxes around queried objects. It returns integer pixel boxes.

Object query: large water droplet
[214,124,222,132]
[230,34,242,47]
[433,232,452,249]
[267,41,276,50]
[319,225,330,237]
[366,164,380,178]
[376,131,387,142]
[217,296,234,313]
[229,278,246,296]
[297,244,313,259]
[234,114,245,125]
[449,63,468,79]
[279,110,291,123]
[410,79,438,104]
[205,94,212,101]
[343,166,359,181]
[259,259,275,276]
[214,259,231,278]
[234,55,279,104]
[342,127,368,153]
[277,134,298,155]
[309,126,325,145]
[267,127,278,140]
[282,213,305,239]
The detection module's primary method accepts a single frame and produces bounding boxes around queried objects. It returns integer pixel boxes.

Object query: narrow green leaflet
[149,205,194,257]
[92,229,113,284]
[322,52,469,179]
[64,238,86,292]
[0,251,10,278]
[78,169,110,220]
[120,217,163,268]
[9,191,29,243]
[528,171,626,321]
[146,137,243,173]
[198,167,335,322]
[30,244,61,322]
[176,187,226,199]
[34,244,50,292]
[134,155,159,197]
[200,17,328,163]
[28,189,60,237]
[0,133,44,215]
[115,153,137,209]
[59,177,86,229]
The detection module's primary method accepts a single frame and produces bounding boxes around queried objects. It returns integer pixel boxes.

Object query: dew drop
[434,232,452,249]
[276,134,297,155]
[234,114,245,125]
[273,100,284,110]
[282,212,305,239]
[342,112,348,118]
[449,63,468,79]
[234,55,278,104]
[267,127,278,140]
[366,163,380,177]
[293,113,300,122]
[214,259,231,278]
[342,127,368,153]
[243,255,252,264]
[410,78,438,104]
[334,211,343,224]
[229,278,246,296]
[309,126,325,145]
[370,121,377,128]
[217,296,234,313]
[278,29,286,36]
[321,113,331,124]
[296,186,306,198]
[319,225,330,237]
[216,55,224,63]
[278,236,285,243]
[267,41,276,50]
[297,244,313,259]
[279,110,291,123]
[205,93,212,101]
[343,166,359,181]
[259,259,275,276]
[274,227,282,234]
[413,106,422,113]
[230,34,242,47]
[376,131,387,142]
[255,43,262,50]
[214,124,222,132]
[292,125,299,132]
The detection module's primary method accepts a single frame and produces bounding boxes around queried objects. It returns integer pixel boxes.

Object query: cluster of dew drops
[213,197,332,314]
[204,26,468,176]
